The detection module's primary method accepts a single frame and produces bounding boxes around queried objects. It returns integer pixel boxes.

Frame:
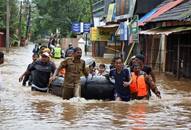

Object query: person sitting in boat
[97,64,107,76]
[109,57,132,102]
[27,52,56,92]
[19,53,39,86]
[130,63,161,100]
[51,47,88,99]
[88,61,96,78]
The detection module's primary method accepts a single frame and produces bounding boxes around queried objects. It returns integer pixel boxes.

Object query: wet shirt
[58,57,88,88]
[29,60,56,89]
[109,68,131,97]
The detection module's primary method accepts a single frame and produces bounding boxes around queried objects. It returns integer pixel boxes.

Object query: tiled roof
[139,0,183,26]
[152,0,191,22]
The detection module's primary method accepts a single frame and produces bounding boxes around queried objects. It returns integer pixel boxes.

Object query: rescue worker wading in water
[51,47,88,100]
[130,63,161,100]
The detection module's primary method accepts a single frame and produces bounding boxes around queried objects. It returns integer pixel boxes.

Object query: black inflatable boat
[49,76,115,100]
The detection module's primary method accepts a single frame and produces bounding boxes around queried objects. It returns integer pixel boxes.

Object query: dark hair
[89,61,96,68]
[114,56,123,62]
[73,47,82,52]
[32,53,39,58]
[40,45,47,50]
[136,54,145,62]
[99,63,105,68]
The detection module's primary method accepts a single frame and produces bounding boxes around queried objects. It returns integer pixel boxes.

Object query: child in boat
[88,61,96,78]
[97,64,107,76]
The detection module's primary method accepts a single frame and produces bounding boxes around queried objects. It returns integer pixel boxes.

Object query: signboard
[130,15,139,42]
[72,22,91,33]
[90,27,110,41]
[120,22,128,41]
[72,22,80,33]
[83,22,91,33]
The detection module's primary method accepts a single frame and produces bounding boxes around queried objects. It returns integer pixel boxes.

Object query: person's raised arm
[145,74,161,99]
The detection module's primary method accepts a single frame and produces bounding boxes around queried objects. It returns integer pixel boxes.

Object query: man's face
[133,64,141,74]
[41,55,49,63]
[134,58,144,68]
[74,50,82,59]
[114,59,123,71]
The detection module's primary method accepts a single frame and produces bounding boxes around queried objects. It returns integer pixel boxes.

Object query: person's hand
[123,81,130,87]
[49,76,56,83]
[156,91,161,99]
[19,76,23,82]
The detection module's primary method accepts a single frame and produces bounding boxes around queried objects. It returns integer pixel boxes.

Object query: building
[139,0,191,79]
[92,0,115,26]
[90,0,164,58]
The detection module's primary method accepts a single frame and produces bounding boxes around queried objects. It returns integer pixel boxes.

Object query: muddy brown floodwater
[0,44,191,130]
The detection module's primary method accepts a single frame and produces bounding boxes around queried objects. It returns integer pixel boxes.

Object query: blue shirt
[109,68,131,98]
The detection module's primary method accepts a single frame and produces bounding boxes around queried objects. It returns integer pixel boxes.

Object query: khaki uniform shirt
[58,57,88,88]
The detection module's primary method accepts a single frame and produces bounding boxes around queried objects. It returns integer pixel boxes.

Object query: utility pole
[89,0,94,27]
[6,0,10,52]
[25,0,31,40]
[18,1,22,46]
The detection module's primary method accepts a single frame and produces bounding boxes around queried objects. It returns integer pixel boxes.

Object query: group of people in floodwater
[19,42,161,102]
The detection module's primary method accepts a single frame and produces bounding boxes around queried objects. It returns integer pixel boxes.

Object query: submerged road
[0,44,191,130]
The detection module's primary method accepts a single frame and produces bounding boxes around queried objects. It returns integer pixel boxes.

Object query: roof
[138,8,158,26]
[146,0,184,22]
[139,26,191,35]
[152,0,191,22]
[134,0,165,15]
[138,0,184,26]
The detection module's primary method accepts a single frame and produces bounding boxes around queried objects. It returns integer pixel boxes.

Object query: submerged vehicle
[49,76,115,100]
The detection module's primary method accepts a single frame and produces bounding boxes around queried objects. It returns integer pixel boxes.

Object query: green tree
[0,0,20,46]
[31,0,91,39]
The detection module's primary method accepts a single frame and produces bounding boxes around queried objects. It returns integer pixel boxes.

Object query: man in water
[134,54,156,83]
[109,57,132,102]
[19,53,39,86]
[27,52,56,92]
[130,63,161,100]
[51,47,88,99]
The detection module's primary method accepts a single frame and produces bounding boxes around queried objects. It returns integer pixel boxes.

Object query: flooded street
[0,44,191,130]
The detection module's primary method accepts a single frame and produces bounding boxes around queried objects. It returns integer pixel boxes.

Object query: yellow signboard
[90,27,110,41]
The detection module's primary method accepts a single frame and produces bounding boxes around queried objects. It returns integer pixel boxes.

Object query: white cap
[42,52,50,57]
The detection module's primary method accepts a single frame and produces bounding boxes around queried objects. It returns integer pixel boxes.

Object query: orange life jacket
[130,72,148,97]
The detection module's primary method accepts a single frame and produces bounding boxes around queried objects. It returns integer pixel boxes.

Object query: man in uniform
[51,47,88,99]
